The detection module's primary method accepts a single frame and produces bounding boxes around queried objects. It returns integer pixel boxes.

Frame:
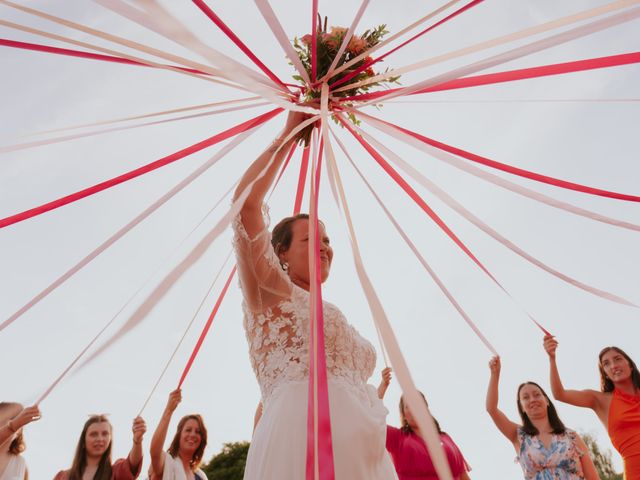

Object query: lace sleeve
[232,206,292,312]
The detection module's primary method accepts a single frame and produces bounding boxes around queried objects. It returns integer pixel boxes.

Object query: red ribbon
[0,108,283,229]
[273,143,298,194]
[177,266,237,388]
[311,0,319,83]
[336,114,497,282]
[359,110,640,202]
[190,0,290,91]
[344,51,640,102]
[306,138,334,480]
[330,0,484,89]
[294,146,311,215]
[0,38,207,75]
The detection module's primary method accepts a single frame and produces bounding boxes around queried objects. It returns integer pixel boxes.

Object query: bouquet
[292,15,400,144]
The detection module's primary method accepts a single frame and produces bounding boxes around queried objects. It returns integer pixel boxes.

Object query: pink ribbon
[311,0,319,83]
[323,135,454,480]
[0,128,254,333]
[306,132,334,480]
[0,101,269,154]
[0,108,283,230]
[330,127,499,355]
[177,267,237,388]
[360,111,640,202]
[0,38,206,74]
[295,146,311,215]
[191,0,290,91]
[337,112,552,336]
[360,125,638,308]
[330,0,484,89]
[345,51,640,103]
[335,113,498,283]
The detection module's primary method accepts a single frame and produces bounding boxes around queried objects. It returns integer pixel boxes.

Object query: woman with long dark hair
[53,414,146,480]
[544,337,640,478]
[149,389,207,480]
[378,368,471,479]
[0,403,40,480]
[486,356,598,479]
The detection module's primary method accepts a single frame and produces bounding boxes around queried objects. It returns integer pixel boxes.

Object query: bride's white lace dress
[233,212,397,480]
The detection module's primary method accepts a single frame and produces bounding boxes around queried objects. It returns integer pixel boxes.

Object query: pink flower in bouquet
[365,66,375,77]
[301,34,313,46]
[347,36,367,55]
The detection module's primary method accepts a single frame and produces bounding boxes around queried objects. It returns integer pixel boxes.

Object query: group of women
[2,110,638,480]
[0,390,207,480]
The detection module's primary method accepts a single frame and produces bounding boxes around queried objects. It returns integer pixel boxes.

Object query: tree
[581,432,623,480]
[202,441,250,480]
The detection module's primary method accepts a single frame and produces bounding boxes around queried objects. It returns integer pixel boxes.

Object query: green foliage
[201,441,250,480]
[581,432,623,480]
[290,15,401,145]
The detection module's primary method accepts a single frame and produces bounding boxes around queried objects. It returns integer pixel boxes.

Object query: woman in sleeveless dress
[149,389,207,480]
[53,414,146,480]
[544,337,640,478]
[486,356,598,479]
[233,110,397,479]
[378,368,471,480]
[0,403,40,480]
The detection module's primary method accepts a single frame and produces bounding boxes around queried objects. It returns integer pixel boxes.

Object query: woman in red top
[544,337,640,479]
[53,414,146,480]
[378,368,471,480]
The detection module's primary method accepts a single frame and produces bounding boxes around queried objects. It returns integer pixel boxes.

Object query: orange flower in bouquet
[291,15,400,144]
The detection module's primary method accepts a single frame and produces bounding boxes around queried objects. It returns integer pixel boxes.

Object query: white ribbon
[332,0,640,93]
[355,121,638,308]
[355,5,640,106]
[325,129,454,480]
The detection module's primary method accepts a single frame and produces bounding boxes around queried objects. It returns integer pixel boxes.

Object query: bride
[232,109,398,479]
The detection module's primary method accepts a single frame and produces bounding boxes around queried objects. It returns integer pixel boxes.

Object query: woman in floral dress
[486,356,598,479]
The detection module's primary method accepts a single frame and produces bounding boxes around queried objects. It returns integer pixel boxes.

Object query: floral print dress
[517,428,586,480]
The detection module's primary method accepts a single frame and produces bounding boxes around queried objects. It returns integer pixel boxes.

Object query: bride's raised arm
[233,110,308,238]
[232,109,311,313]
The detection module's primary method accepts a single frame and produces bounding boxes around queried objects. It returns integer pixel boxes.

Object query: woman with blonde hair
[53,414,146,480]
[149,390,207,480]
[0,402,40,480]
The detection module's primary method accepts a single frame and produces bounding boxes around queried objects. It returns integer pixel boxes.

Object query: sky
[0,1,639,478]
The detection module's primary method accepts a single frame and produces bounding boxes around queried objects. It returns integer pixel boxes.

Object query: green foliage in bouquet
[291,15,400,144]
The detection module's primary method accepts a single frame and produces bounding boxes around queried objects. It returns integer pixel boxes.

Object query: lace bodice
[232,211,377,401]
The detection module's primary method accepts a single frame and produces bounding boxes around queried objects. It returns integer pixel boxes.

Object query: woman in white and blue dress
[486,356,599,480]
[233,109,397,479]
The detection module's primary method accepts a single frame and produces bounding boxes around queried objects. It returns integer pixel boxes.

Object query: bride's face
[280,218,333,287]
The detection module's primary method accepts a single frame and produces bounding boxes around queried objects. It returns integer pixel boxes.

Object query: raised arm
[233,109,310,238]
[544,336,600,410]
[485,356,519,446]
[150,389,181,477]
[377,367,392,400]
[127,416,146,474]
[0,405,40,449]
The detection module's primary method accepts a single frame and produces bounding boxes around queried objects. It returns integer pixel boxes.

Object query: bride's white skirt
[244,379,398,480]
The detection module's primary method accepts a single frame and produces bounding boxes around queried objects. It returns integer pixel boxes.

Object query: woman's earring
[282,262,289,272]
